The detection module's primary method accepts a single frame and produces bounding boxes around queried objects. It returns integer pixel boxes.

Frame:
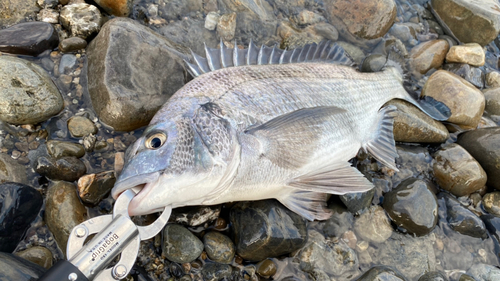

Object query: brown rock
[59,37,87,53]
[483,192,500,216]
[324,0,397,40]
[486,71,500,88]
[77,171,116,205]
[433,143,487,197]
[67,116,97,137]
[0,0,39,28]
[409,39,449,75]
[94,0,132,17]
[446,43,485,67]
[217,12,237,42]
[15,246,53,269]
[421,70,485,128]
[483,87,500,116]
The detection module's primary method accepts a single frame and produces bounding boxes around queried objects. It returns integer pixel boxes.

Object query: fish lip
[111,172,161,199]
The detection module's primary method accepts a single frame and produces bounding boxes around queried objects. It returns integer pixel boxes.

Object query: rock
[94,0,132,17]
[0,56,63,124]
[35,156,86,182]
[389,23,417,43]
[77,171,116,205]
[483,87,500,116]
[45,181,87,257]
[486,71,500,88]
[298,10,325,25]
[0,252,46,281]
[439,194,487,239]
[201,263,232,281]
[15,246,53,269]
[278,21,323,50]
[336,41,365,64]
[37,0,58,9]
[430,0,500,46]
[354,266,407,281]
[59,37,87,53]
[442,63,484,89]
[340,188,375,214]
[230,200,307,261]
[457,128,500,190]
[321,202,354,238]
[0,0,39,28]
[87,18,188,131]
[162,224,203,263]
[446,43,485,66]
[459,274,476,281]
[360,54,386,73]
[388,100,449,143]
[60,3,102,39]
[483,192,500,217]
[205,12,219,30]
[419,271,449,281]
[58,54,77,75]
[157,0,203,22]
[217,12,237,42]
[409,39,449,75]
[383,178,438,236]
[256,259,277,278]
[169,205,221,226]
[67,116,97,137]
[203,232,235,264]
[298,230,358,277]
[433,144,487,197]
[0,153,28,184]
[46,140,85,159]
[312,22,339,42]
[324,0,397,40]
[37,8,59,24]
[354,205,393,244]
[421,70,485,129]
[466,263,500,281]
[0,23,59,55]
[0,182,43,253]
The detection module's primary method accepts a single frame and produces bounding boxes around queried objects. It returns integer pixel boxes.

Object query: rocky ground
[1,0,500,280]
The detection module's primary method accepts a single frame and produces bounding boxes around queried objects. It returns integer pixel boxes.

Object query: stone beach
[1,0,500,280]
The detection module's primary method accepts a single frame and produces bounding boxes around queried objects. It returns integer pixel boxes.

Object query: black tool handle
[38,259,88,281]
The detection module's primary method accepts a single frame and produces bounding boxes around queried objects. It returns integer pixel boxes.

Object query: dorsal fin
[184,40,355,77]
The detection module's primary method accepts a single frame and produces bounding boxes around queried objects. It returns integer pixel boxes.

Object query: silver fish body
[111,45,447,220]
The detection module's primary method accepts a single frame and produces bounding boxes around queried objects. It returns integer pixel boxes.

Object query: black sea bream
[111,41,449,220]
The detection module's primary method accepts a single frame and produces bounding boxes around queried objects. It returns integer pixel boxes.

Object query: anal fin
[363,106,399,171]
[278,190,332,221]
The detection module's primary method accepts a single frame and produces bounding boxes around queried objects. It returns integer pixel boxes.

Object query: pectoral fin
[278,190,332,221]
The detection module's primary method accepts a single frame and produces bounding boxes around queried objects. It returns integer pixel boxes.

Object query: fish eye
[145,133,167,149]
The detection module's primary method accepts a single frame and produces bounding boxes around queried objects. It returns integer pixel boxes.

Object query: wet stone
[409,39,449,75]
[433,143,487,197]
[0,182,43,253]
[46,140,85,159]
[67,116,97,137]
[0,153,28,184]
[256,259,277,278]
[298,230,358,277]
[205,12,219,31]
[466,263,500,280]
[37,0,58,9]
[45,181,87,257]
[446,43,485,67]
[58,54,77,75]
[77,171,116,205]
[15,246,53,269]
[162,224,203,263]
[457,127,500,190]
[37,8,59,24]
[422,70,485,129]
[35,156,86,182]
[459,274,475,281]
[230,200,307,261]
[483,192,500,217]
[60,3,102,39]
[217,12,237,42]
[354,265,407,281]
[0,56,64,124]
[486,71,500,88]
[321,202,354,238]
[483,87,500,116]
[418,271,448,281]
[0,252,46,281]
[298,10,324,25]
[201,263,232,281]
[440,193,487,239]
[354,205,393,244]
[360,54,386,73]
[383,178,438,236]
[59,37,87,53]
[442,63,484,89]
[94,0,132,17]
[203,231,235,264]
[170,205,221,226]
[340,188,375,214]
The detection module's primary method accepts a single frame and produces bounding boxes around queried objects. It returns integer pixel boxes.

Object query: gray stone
[442,63,484,89]
[59,37,87,53]
[0,0,39,28]
[67,116,96,137]
[157,0,202,21]
[203,231,235,264]
[0,252,46,281]
[35,156,86,182]
[340,188,375,214]
[440,194,487,239]
[321,202,354,238]
[418,271,448,281]
[217,12,237,41]
[37,8,59,24]
[0,22,58,56]
[466,263,500,281]
[0,56,63,124]
[162,224,203,263]
[58,54,77,75]
[60,3,102,39]
[354,205,393,244]
[483,87,500,116]
[37,0,58,9]
[205,12,219,31]
[77,171,116,205]
[87,18,188,131]
[46,140,85,159]
[0,153,28,184]
[201,263,232,281]
[15,246,53,269]
[355,266,407,281]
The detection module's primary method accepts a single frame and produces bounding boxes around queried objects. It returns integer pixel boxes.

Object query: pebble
[442,63,484,89]
[389,23,417,43]
[297,10,324,25]
[355,265,407,281]
[67,116,97,137]
[77,171,116,205]
[457,128,500,190]
[37,0,58,9]
[58,54,77,75]
[203,232,235,264]
[430,0,500,46]
[409,39,449,75]
[44,181,87,257]
[486,71,500,88]
[0,182,43,253]
[59,37,87,53]
[87,18,188,131]
[0,252,46,281]
[298,230,358,277]
[46,140,85,159]
[324,0,396,40]
[311,22,339,42]
[483,192,500,217]
[433,144,487,197]
[466,263,500,281]
[15,246,53,269]
[170,205,221,227]
[36,8,59,24]
[421,70,485,129]
[446,43,485,67]
[204,12,219,31]
[201,263,232,281]
[0,56,64,124]
[321,202,354,238]
[353,205,393,244]
[340,188,375,214]
[388,100,449,143]
[360,54,386,73]
[0,1,39,28]
[255,259,277,278]
[60,3,102,39]
[94,0,132,17]
[418,271,449,281]
[217,12,237,42]
[0,153,28,184]
[440,194,487,239]
[162,224,204,263]
[483,87,500,116]
[35,156,86,182]
[229,200,307,261]
[383,178,438,236]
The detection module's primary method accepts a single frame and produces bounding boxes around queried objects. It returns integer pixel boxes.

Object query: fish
[111,41,450,221]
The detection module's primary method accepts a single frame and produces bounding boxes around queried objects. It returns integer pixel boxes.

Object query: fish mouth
[111,172,162,216]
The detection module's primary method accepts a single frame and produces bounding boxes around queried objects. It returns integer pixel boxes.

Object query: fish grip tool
[38,189,171,281]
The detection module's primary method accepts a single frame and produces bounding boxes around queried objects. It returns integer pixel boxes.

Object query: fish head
[111,117,228,216]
